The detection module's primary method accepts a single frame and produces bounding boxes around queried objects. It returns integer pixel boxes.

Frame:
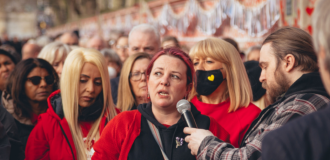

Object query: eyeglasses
[129,72,146,81]
[116,45,128,50]
[26,76,55,85]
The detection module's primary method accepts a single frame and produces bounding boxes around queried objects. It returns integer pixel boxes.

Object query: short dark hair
[223,37,239,52]
[0,48,20,64]
[263,27,318,72]
[162,36,180,48]
[6,58,59,119]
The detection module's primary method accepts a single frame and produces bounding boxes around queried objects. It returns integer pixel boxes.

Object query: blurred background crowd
[0,0,314,53]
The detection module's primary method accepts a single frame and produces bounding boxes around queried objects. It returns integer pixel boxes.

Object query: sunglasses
[26,76,55,85]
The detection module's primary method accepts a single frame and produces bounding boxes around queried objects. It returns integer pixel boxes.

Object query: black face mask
[194,69,224,96]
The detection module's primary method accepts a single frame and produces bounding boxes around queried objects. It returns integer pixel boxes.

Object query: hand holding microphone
[177,99,214,155]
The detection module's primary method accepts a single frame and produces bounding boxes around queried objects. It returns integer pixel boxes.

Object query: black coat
[1,91,35,155]
[262,103,330,160]
[0,121,10,160]
[14,119,34,150]
[0,105,24,160]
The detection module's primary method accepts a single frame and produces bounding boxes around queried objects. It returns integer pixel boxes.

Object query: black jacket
[262,103,330,160]
[0,105,24,160]
[14,119,34,150]
[128,102,214,160]
[1,92,36,151]
[0,121,10,160]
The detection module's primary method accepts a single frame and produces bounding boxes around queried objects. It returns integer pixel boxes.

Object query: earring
[147,93,150,99]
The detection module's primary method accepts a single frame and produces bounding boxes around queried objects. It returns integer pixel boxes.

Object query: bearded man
[183,27,330,160]
[262,0,330,159]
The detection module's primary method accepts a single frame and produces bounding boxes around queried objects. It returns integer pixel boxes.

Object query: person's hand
[184,127,214,155]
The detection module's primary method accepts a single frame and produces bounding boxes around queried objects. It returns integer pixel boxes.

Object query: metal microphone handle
[182,110,198,128]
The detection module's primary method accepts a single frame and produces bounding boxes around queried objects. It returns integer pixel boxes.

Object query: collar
[1,91,33,125]
[137,101,201,129]
[280,72,329,100]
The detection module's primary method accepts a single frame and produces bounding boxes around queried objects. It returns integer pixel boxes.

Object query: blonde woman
[25,48,119,160]
[38,41,71,78]
[188,38,261,147]
[117,52,151,111]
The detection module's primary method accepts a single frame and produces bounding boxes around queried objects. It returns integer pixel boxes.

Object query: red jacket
[25,90,119,160]
[92,107,230,160]
[191,96,261,147]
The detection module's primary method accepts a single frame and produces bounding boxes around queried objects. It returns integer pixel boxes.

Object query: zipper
[59,122,75,160]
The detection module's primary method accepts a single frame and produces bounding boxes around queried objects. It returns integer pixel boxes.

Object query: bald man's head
[128,24,160,56]
[22,43,41,60]
[87,37,106,51]
[59,32,79,46]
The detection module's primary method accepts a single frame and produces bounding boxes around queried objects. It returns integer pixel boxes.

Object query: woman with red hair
[92,48,230,160]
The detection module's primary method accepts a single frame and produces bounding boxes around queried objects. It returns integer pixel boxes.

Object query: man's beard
[262,68,290,104]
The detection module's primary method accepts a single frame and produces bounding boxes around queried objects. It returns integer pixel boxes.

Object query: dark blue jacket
[262,103,330,160]
[110,77,119,105]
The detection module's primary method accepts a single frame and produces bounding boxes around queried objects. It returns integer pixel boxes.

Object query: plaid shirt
[197,92,330,160]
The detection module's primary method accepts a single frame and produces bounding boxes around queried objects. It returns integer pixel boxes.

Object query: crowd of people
[0,0,330,159]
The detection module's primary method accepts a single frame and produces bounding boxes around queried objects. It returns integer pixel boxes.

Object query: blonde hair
[38,42,71,65]
[117,52,151,111]
[60,48,117,160]
[188,37,252,112]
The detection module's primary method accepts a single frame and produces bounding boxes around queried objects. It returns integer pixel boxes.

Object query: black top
[0,122,10,160]
[15,119,34,151]
[0,105,24,160]
[128,102,212,160]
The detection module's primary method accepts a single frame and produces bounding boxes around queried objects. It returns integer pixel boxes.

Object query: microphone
[177,99,198,128]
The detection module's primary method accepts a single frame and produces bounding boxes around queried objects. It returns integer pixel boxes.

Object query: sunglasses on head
[26,76,55,85]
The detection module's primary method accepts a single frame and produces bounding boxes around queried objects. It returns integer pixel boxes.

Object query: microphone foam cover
[176,99,191,114]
